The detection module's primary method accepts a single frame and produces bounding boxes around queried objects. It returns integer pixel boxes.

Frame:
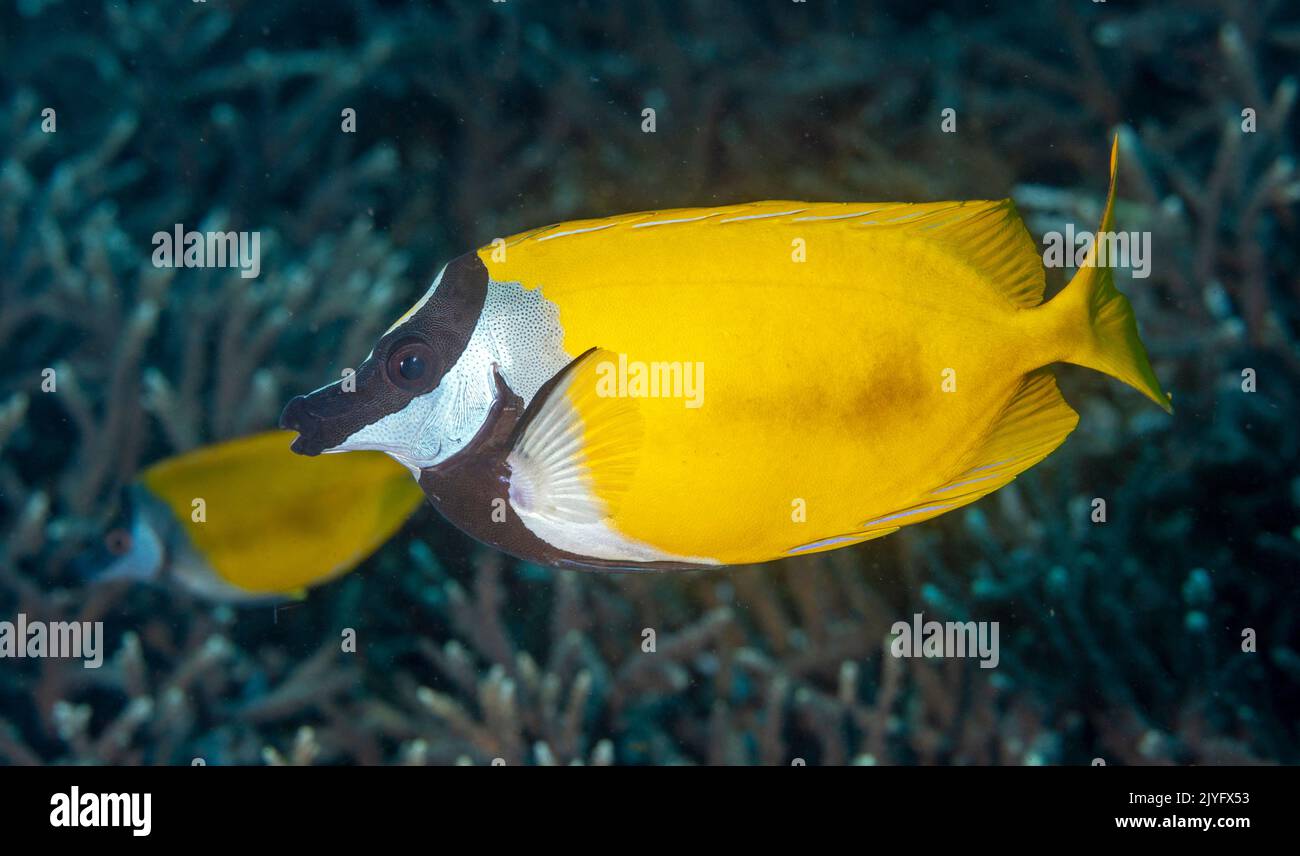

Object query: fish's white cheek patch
[334,377,492,471]
[348,277,570,471]
[478,277,569,405]
[333,402,439,472]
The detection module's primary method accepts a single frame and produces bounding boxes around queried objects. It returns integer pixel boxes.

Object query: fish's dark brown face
[279,252,490,463]
[280,355,419,457]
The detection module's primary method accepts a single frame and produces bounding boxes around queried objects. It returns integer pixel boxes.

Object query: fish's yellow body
[476,139,1169,564]
[281,139,1168,570]
[138,431,423,597]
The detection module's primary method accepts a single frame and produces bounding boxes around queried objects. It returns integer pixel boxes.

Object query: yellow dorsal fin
[890,199,1046,309]
[507,348,645,524]
[498,198,1047,309]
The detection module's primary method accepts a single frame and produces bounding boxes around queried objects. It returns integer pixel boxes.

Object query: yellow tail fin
[1047,136,1172,413]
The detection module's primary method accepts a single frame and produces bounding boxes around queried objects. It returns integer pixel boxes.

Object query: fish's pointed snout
[280,395,325,456]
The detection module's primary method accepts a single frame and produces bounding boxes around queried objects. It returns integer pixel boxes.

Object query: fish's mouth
[280,359,395,455]
[279,394,331,456]
[279,390,433,471]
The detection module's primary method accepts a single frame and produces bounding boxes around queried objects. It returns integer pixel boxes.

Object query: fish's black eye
[385,339,439,392]
[105,528,133,556]
[399,353,424,380]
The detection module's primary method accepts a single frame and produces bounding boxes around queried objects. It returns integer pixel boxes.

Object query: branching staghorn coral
[0,0,1296,766]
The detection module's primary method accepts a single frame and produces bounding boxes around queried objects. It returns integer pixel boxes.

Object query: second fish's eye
[105,528,133,556]
[387,340,437,390]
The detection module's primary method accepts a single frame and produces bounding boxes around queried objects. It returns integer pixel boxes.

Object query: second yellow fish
[281,139,1170,570]
[81,431,423,600]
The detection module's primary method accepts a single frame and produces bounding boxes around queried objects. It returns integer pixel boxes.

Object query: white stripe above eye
[383,264,447,337]
[536,223,616,242]
[718,208,807,223]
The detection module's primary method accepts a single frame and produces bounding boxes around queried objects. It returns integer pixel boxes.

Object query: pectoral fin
[506,347,645,526]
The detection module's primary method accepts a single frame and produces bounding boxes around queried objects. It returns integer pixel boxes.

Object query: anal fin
[784,368,1079,556]
[926,367,1079,505]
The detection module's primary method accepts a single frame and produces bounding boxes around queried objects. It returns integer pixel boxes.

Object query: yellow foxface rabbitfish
[81,430,423,601]
[280,139,1170,570]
